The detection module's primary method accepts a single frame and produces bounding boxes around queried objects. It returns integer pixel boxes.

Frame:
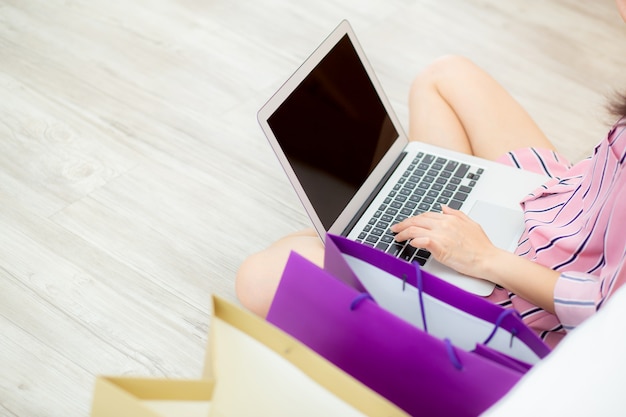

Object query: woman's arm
[482,249,559,314]
[391,205,559,313]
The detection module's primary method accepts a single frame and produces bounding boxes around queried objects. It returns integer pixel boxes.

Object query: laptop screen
[267,34,398,230]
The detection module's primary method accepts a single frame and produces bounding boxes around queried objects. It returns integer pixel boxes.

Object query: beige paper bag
[90,295,408,417]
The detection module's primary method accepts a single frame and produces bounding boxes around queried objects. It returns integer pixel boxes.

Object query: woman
[236,1,626,347]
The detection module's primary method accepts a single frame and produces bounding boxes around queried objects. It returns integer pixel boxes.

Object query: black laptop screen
[267,34,398,230]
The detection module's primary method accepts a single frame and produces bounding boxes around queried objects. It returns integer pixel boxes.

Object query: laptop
[257,20,548,296]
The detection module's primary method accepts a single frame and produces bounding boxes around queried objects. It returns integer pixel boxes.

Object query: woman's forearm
[479,248,559,314]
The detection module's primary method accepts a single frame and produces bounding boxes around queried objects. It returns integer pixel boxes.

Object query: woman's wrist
[478,248,559,314]
[478,247,514,287]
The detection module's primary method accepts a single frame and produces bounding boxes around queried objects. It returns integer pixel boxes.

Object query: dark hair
[608,91,626,120]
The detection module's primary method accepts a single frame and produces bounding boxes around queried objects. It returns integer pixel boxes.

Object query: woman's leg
[408,55,556,160]
[235,228,324,317]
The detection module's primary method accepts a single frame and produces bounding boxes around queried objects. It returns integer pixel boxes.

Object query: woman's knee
[234,228,324,317]
[235,251,280,318]
[410,55,478,93]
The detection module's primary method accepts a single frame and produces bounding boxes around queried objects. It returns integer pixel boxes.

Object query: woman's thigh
[409,55,556,161]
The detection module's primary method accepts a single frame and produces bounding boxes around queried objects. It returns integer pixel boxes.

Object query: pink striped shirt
[490,120,626,348]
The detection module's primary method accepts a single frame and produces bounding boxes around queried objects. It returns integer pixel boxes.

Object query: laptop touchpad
[468,201,525,252]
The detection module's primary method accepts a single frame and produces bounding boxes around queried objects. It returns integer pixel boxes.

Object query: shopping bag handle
[406,262,428,333]
[444,338,464,370]
[350,292,374,310]
[483,308,521,348]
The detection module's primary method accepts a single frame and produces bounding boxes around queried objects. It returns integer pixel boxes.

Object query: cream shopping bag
[91,295,408,417]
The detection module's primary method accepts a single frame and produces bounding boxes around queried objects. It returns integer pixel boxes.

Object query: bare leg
[236,55,556,316]
[235,228,324,317]
[409,55,556,160]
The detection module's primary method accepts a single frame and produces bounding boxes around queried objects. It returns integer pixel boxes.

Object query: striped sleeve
[553,171,626,330]
[554,272,604,330]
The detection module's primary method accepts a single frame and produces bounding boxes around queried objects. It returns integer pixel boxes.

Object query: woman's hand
[390,205,500,279]
[391,205,559,313]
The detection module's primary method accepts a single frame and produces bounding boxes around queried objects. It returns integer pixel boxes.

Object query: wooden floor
[1,0,624,415]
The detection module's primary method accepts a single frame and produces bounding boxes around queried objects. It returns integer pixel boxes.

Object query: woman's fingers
[390,207,452,242]
[390,220,424,242]
[389,206,496,278]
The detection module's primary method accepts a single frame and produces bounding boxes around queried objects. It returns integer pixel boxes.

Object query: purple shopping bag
[324,234,550,365]
[267,235,550,417]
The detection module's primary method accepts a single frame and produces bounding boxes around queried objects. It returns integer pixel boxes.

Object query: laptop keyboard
[355,152,484,265]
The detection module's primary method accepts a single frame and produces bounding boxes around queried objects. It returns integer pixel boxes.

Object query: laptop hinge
[341,151,408,236]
